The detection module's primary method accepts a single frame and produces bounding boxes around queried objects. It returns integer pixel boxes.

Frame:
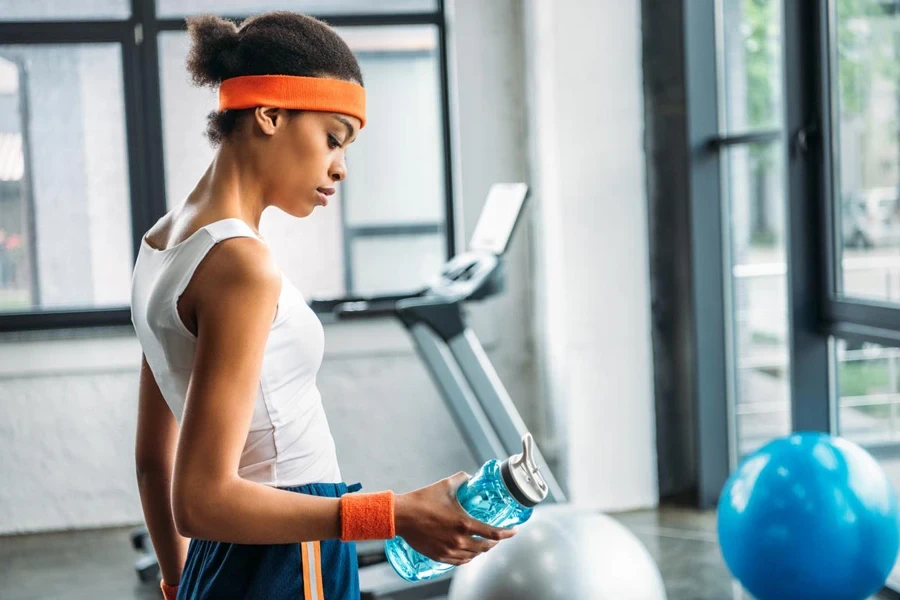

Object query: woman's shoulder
[177,233,282,336]
[193,232,281,298]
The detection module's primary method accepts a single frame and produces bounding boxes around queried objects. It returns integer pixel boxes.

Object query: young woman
[130,12,515,600]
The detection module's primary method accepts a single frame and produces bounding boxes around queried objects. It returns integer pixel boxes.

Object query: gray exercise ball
[448,505,667,600]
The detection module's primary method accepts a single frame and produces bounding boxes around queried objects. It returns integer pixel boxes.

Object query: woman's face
[254,107,361,218]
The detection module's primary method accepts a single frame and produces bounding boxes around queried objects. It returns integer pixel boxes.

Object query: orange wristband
[160,580,178,600]
[340,491,396,541]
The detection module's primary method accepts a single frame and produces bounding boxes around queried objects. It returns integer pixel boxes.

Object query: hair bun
[185,15,241,87]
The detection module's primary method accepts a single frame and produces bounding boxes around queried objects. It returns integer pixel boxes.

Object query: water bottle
[385,433,550,582]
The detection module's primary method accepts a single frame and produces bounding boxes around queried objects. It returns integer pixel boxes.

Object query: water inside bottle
[385,459,534,582]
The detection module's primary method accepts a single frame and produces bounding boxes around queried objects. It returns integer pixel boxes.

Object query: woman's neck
[188,141,267,230]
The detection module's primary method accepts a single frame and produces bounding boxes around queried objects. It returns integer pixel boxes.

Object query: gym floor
[2,508,899,600]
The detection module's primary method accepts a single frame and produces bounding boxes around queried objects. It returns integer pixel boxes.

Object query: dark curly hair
[185,12,364,145]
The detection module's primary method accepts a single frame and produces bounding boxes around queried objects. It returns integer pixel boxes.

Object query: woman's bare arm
[135,355,189,584]
[171,238,344,543]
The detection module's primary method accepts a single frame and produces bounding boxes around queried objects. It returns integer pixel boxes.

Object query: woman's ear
[253,106,281,136]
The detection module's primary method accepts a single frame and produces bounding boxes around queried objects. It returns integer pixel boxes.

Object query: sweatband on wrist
[340,491,395,541]
[160,580,178,600]
[218,74,367,128]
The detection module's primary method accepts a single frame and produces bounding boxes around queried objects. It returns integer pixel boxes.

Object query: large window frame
[679,0,838,507]
[0,0,457,332]
[820,1,900,343]
[681,0,900,506]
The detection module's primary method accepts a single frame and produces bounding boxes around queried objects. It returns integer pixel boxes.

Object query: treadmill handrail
[309,289,427,317]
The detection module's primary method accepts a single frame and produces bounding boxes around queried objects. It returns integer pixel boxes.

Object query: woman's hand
[394,472,517,565]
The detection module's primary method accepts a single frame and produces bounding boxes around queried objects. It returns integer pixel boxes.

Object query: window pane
[0,0,130,21]
[726,142,792,457]
[261,195,347,300]
[835,339,900,445]
[350,233,443,295]
[834,337,900,585]
[156,0,436,18]
[342,27,445,227]
[158,24,447,298]
[158,32,217,209]
[833,0,900,303]
[720,0,785,133]
[0,45,132,313]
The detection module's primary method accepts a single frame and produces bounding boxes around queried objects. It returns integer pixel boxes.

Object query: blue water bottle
[385,433,550,582]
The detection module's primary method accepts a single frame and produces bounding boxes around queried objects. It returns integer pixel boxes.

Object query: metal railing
[733,254,900,448]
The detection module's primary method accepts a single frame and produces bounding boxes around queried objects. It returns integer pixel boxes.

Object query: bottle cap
[500,433,549,508]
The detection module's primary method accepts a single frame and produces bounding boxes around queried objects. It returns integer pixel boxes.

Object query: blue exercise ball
[718,432,900,600]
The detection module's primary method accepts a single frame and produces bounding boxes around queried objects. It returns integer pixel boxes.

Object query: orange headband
[218,75,366,128]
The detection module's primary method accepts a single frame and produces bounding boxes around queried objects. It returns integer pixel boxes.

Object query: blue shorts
[176,482,362,600]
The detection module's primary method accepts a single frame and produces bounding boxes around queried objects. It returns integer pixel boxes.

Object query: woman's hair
[186,12,364,145]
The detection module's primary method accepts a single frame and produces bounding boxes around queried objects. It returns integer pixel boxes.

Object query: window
[824,6,900,584]
[711,0,900,489]
[833,337,900,588]
[719,0,791,457]
[658,0,900,535]
[679,0,846,507]
[727,142,791,457]
[835,339,900,449]
[700,0,900,518]
[0,44,133,314]
[155,0,437,18]
[0,1,131,21]
[0,1,454,331]
[721,0,784,134]
[832,0,900,304]
[825,0,900,452]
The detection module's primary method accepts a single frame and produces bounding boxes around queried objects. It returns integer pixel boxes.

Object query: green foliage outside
[741,0,896,127]
[740,0,898,246]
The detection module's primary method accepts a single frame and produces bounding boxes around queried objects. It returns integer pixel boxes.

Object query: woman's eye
[327,134,341,149]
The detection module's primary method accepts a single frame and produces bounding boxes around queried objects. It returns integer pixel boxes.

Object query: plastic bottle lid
[500,433,549,507]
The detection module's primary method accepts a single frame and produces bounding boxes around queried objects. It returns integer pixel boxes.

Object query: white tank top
[130,218,342,487]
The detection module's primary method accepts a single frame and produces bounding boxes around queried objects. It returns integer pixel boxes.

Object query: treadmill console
[469,182,529,255]
[429,183,529,301]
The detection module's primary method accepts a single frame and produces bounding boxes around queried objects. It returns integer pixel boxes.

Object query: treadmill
[312,182,566,599]
[130,183,566,599]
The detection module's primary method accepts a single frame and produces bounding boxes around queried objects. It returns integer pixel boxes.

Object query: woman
[130,12,514,600]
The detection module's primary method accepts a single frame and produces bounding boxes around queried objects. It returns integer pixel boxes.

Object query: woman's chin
[278,202,317,218]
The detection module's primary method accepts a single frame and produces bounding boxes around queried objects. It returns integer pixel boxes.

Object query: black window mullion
[122,19,151,268]
[436,0,455,260]
[340,184,354,295]
[709,129,782,149]
[683,0,731,509]
[828,321,900,351]
[0,308,133,333]
[134,0,168,235]
[0,21,131,44]
[154,11,442,31]
[820,0,840,305]
[828,299,900,331]
[349,223,442,237]
[783,0,832,433]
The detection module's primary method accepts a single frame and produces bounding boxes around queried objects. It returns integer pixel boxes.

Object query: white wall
[0,0,539,535]
[449,0,544,448]
[524,0,658,511]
